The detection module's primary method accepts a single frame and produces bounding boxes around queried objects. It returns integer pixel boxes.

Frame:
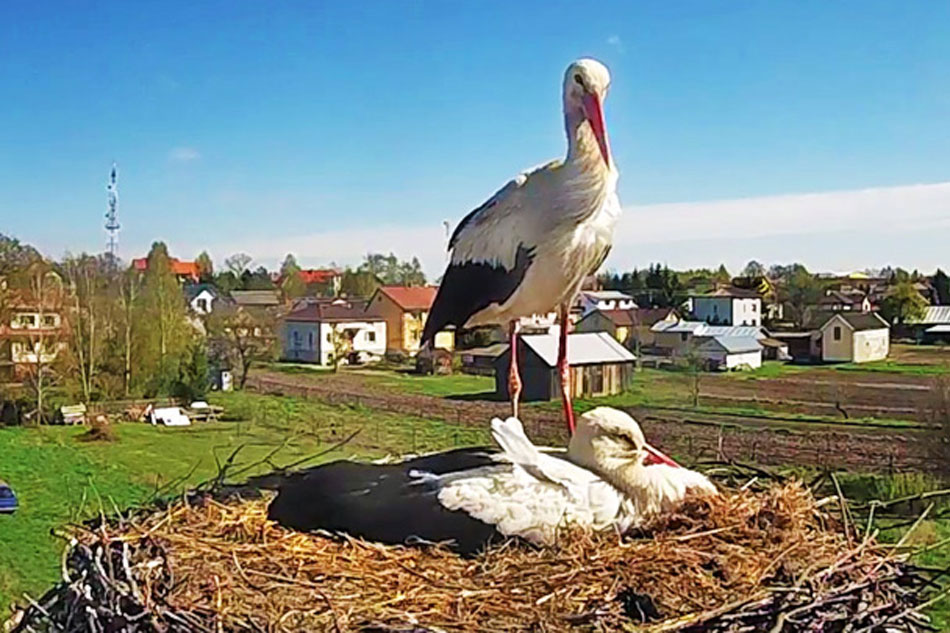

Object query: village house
[813,312,890,363]
[574,307,679,349]
[493,331,635,401]
[815,289,872,313]
[0,297,67,385]
[281,299,386,366]
[184,283,225,316]
[230,290,282,312]
[906,306,950,344]
[690,287,762,326]
[651,320,766,357]
[366,286,454,356]
[131,256,200,283]
[576,290,637,317]
[694,336,763,371]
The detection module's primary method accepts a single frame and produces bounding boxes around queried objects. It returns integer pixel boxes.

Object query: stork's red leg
[508,320,522,418]
[558,303,576,434]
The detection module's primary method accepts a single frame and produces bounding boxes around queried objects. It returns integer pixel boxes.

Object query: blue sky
[1,1,948,276]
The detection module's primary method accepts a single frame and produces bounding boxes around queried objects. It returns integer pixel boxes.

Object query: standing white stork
[265,407,716,555]
[421,58,620,435]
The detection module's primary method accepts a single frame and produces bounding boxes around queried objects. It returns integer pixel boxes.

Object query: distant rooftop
[694,286,761,299]
[284,299,381,323]
[696,335,763,354]
[375,286,438,311]
[909,305,950,325]
[519,331,635,367]
[230,290,281,307]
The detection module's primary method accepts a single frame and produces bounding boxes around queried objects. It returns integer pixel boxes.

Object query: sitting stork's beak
[643,444,680,468]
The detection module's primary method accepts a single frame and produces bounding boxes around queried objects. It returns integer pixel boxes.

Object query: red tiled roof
[284,299,382,323]
[377,286,438,311]
[297,269,341,284]
[132,257,199,279]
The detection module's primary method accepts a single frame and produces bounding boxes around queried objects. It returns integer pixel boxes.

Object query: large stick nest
[7,481,946,632]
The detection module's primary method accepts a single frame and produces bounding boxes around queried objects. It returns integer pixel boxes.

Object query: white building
[577,290,638,316]
[185,284,222,316]
[695,336,763,371]
[651,319,766,356]
[816,312,889,363]
[691,287,762,326]
[281,299,386,366]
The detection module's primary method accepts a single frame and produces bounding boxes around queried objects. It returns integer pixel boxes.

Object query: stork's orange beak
[581,92,610,167]
[643,444,680,468]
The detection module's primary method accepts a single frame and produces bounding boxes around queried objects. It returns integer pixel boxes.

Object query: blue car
[0,480,17,514]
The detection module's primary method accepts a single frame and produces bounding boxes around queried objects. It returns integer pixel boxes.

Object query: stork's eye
[574,73,584,87]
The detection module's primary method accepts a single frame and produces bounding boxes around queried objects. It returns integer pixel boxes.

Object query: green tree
[880,281,928,325]
[279,253,306,300]
[340,269,380,298]
[933,269,950,305]
[195,251,214,282]
[780,267,824,327]
[358,252,426,286]
[0,233,41,276]
[137,242,191,395]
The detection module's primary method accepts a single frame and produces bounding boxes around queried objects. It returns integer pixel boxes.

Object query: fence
[245,375,948,475]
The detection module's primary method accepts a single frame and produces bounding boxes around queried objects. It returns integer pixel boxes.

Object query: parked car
[0,480,18,514]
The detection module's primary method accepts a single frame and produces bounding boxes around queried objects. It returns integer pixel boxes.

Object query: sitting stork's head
[568,408,680,486]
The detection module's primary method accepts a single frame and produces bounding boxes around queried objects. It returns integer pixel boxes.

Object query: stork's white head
[563,58,612,167]
[568,407,645,472]
[569,407,680,473]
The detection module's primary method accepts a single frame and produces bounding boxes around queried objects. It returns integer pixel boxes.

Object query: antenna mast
[105,162,120,258]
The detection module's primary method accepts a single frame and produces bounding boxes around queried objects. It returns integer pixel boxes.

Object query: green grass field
[0,391,491,616]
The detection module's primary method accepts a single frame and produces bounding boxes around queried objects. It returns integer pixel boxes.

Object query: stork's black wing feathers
[421,244,535,345]
[266,448,503,555]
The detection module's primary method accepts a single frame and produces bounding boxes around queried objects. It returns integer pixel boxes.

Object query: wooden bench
[60,404,87,425]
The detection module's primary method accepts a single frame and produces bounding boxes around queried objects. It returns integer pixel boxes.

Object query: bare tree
[209,307,277,389]
[20,261,65,423]
[63,254,108,402]
[117,268,142,397]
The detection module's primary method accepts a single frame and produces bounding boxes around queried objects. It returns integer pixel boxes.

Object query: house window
[833,326,841,341]
[326,332,331,342]
[42,315,56,327]
[680,333,688,342]
[366,331,376,342]
[308,332,313,348]
[197,298,208,312]
[751,303,757,313]
[16,314,36,328]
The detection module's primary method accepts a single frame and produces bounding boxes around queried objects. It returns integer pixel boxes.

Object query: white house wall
[732,298,762,326]
[725,350,762,370]
[318,321,387,366]
[821,321,854,362]
[853,329,889,363]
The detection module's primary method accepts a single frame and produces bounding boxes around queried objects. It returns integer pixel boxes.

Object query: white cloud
[168,146,201,162]
[621,182,950,245]
[606,35,625,53]
[191,181,950,278]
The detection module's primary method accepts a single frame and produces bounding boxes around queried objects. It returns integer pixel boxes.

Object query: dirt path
[248,370,946,475]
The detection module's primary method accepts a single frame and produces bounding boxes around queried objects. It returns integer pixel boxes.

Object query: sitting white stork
[266,408,716,555]
[421,58,620,434]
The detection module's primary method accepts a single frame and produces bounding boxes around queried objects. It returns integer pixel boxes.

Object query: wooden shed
[493,331,636,401]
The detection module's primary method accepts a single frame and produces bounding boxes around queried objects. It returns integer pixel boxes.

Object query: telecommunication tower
[105,162,120,258]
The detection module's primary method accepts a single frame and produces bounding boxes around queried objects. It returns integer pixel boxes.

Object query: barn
[493,331,635,401]
[694,336,763,371]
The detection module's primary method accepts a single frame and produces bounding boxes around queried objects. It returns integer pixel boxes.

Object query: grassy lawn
[0,391,491,616]
[834,360,950,376]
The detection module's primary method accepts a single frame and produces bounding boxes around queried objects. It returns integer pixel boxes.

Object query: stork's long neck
[564,107,613,179]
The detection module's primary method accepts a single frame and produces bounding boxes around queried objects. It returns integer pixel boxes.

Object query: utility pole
[105,162,120,260]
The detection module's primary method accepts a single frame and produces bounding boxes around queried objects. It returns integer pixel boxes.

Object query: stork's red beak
[643,443,680,468]
[581,92,610,167]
